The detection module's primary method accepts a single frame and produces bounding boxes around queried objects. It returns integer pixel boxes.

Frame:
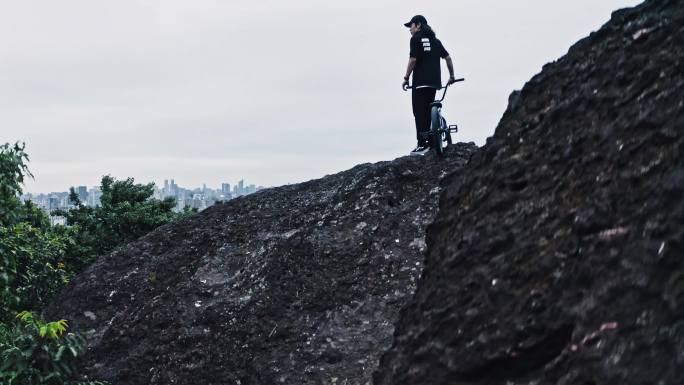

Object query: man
[402,15,457,154]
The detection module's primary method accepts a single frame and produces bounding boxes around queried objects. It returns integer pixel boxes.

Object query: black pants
[412,87,436,145]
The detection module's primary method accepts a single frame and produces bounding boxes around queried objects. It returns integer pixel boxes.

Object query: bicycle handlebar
[447,78,465,86]
[405,78,465,90]
[405,78,465,102]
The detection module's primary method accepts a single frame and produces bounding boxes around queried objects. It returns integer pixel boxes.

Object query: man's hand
[403,58,416,91]
[447,76,457,85]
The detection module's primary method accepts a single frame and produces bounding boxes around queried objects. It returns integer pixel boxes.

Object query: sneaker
[411,145,429,155]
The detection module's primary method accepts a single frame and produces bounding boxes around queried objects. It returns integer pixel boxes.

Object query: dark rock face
[375,1,684,385]
[45,145,476,385]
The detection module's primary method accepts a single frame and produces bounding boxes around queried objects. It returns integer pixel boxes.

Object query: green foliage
[0,142,56,319]
[0,142,33,227]
[0,311,108,385]
[0,142,186,384]
[16,200,52,230]
[182,205,199,216]
[16,311,68,339]
[54,174,185,271]
[1,144,191,316]
[0,223,71,322]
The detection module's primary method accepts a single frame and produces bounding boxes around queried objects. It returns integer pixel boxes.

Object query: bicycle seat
[430,101,442,108]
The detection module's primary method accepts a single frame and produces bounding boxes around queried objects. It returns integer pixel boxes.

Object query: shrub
[0,142,32,227]
[0,223,71,322]
[0,311,106,385]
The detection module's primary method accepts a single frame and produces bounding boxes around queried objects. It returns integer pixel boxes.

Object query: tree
[0,142,169,384]
[0,142,32,227]
[54,175,188,271]
[0,143,189,315]
[1,142,194,317]
[0,223,70,321]
[1,142,42,320]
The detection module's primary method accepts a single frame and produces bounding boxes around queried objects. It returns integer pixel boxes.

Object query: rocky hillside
[45,145,476,385]
[375,1,684,384]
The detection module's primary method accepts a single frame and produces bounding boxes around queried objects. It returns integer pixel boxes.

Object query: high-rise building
[48,197,60,211]
[77,186,88,202]
[169,179,177,197]
[222,183,231,195]
[233,179,244,196]
[88,187,102,207]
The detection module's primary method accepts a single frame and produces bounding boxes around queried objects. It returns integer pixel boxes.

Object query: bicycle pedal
[448,124,459,133]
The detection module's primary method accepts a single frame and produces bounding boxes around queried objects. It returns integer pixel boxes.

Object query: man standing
[402,15,456,154]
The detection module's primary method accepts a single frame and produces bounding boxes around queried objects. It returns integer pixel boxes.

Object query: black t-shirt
[409,31,449,88]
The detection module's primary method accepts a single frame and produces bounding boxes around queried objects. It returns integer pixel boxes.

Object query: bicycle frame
[427,77,464,132]
[406,78,465,156]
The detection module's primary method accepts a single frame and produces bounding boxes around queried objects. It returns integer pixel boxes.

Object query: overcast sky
[2,0,642,193]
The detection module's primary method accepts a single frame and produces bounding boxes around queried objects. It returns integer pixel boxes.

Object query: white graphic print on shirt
[421,38,431,52]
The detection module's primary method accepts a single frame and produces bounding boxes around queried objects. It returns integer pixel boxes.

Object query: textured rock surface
[45,145,476,385]
[375,1,684,384]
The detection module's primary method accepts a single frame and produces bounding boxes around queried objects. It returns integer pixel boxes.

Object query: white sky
[1,0,642,193]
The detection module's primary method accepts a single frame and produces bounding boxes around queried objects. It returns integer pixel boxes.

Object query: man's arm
[405,57,417,79]
[445,55,456,82]
[438,39,455,83]
[402,57,417,90]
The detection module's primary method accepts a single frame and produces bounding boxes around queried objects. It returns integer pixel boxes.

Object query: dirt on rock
[374,1,684,384]
[45,145,476,385]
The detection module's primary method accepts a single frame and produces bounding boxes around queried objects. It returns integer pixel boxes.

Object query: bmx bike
[408,78,465,157]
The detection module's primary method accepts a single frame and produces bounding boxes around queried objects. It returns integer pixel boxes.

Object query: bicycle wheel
[431,106,444,157]
[441,116,452,145]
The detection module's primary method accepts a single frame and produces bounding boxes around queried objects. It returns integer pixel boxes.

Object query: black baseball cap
[404,15,428,28]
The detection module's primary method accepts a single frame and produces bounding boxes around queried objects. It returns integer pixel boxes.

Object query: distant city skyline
[23,177,266,196]
[22,177,265,221]
[2,1,642,192]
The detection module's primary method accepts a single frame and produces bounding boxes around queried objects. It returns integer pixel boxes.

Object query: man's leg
[411,89,424,146]
[422,88,437,146]
[412,88,436,146]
